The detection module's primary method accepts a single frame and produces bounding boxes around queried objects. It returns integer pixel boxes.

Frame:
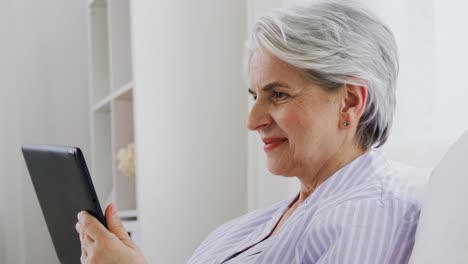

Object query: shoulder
[334,169,421,221]
[317,192,420,229]
[302,161,423,246]
[375,161,423,221]
[310,151,423,218]
[321,157,422,216]
[300,171,422,263]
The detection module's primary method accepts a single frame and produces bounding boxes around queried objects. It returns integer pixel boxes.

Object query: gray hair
[245,0,398,149]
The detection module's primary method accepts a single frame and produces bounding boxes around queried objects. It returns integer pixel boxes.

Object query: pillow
[409,131,468,263]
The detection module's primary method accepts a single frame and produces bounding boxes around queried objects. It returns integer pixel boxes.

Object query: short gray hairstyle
[245,0,398,149]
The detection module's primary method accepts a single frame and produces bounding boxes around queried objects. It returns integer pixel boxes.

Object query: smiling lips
[262,137,288,152]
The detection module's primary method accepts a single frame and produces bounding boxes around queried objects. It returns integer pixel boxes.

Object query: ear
[340,84,367,128]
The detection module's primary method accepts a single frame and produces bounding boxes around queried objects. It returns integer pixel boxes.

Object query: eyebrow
[248,81,290,95]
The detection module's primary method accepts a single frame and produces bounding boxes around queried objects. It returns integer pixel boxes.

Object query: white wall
[0,3,24,263]
[0,0,90,263]
[432,0,468,142]
[131,0,248,262]
[368,0,468,168]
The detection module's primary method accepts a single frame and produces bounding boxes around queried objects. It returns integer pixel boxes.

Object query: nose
[247,100,272,131]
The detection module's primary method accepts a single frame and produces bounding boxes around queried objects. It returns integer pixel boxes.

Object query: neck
[295,145,367,205]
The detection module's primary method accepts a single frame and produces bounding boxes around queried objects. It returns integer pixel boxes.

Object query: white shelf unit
[87,0,137,223]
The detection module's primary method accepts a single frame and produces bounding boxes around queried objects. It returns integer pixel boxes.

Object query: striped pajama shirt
[188,150,421,264]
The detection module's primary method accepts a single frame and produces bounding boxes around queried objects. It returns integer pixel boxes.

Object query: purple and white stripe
[187,150,421,264]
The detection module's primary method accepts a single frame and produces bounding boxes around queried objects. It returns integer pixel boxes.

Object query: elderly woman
[76,1,420,263]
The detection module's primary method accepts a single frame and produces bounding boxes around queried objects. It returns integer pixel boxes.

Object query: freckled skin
[247,49,366,202]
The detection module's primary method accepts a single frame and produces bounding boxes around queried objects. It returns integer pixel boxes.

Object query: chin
[267,161,292,176]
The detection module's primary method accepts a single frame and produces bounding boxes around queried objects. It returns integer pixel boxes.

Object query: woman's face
[248,49,346,177]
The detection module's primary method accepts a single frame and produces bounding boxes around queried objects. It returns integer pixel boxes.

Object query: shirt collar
[268,149,389,226]
[303,149,388,205]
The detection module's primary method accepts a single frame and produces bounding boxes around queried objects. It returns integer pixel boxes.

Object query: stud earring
[343,121,349,127]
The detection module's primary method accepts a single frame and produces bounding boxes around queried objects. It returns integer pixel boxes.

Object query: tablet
[21,144,107,264]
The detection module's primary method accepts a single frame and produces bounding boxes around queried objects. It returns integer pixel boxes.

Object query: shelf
[92,81,133,112]
[108,0,133,91]
[113,81,133,101]
[89,0,106,8]
[112,95,135,211]
[89,4,110,105]
[93,96,111,112]
[91,111,113,206]
[118,209,138,219]
[88,0,137,224]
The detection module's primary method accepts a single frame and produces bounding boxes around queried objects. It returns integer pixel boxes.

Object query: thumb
[105,203,132,245]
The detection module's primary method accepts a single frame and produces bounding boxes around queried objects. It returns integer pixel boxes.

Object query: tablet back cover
[21,144,106,264]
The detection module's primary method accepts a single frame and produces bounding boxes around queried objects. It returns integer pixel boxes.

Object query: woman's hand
[75,203,147,264]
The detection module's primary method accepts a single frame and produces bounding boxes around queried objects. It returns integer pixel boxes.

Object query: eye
[248,89,257,101]
[272,92,288,100]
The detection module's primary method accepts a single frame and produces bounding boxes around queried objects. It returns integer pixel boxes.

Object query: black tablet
[21,144,107,264]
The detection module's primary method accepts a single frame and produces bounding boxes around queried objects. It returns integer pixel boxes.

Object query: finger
[80,236,89,264]
[75,222,85,243]
[76,220,93,244]
[75,221,80,234]
[80,248,88,264]
[105,203,132,243]
[78,211,109,241]
[81,243,88,258]
[82,234,94,253]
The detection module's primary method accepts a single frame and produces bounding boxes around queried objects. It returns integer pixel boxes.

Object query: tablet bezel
[21,144,107,264]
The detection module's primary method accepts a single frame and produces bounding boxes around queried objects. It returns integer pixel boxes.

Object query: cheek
[278,110,316,149]
[278,106,338,152]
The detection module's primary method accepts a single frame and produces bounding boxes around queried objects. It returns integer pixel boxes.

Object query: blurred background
[0,0,467,263]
